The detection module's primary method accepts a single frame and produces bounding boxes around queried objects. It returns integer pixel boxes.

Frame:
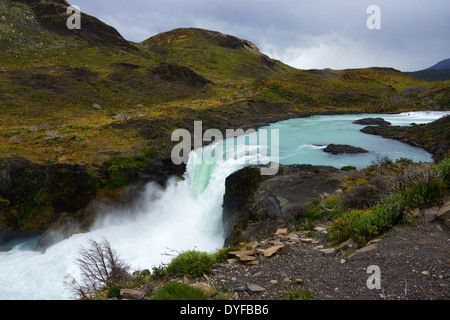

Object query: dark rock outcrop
[14,0,137,51]
[0,156,97,246]
[0,155,182,250]
[323,144,369,155]
[222,164,343,246]
[353,118,391,126]
[149,63,212,87]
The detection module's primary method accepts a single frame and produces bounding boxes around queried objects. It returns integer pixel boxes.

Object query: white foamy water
[0,111,448,299]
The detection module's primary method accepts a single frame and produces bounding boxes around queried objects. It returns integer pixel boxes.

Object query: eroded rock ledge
[222,164,347,247]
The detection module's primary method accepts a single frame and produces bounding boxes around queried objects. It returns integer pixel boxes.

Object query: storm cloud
[72,0,449,71]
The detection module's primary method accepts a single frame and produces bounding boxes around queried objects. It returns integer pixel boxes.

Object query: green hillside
[0,0,449,167]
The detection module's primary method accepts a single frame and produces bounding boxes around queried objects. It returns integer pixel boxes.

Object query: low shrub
[401,179,445,208]
[329,193,404,246]
[435,157,450,186]
[106,284,122,299]
[295,197,343,230]
[328,209,369,245]
[342,185,381,209]
[166,250,216,278]
[352,193,403,245]
[212,246,240,263]
[150,282,210,300]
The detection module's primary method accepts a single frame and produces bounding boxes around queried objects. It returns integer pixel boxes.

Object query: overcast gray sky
[72,0,449,71]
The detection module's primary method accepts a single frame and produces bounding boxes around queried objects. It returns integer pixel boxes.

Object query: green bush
[329,193,404,246]
[131,269,151,286]
[328,208,369,245]
[150,282,210,300]
[107,284,122,299]
[402,179,445,208]
[212,247,240,263]
[352,193,403,245]
[435,157,450,185]
[166,250,216,278]
[296,197,343,230]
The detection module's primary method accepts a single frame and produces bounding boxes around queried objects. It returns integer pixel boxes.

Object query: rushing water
[0,111,448,300]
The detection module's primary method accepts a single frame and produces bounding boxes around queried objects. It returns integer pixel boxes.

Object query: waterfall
[0,111,447,300]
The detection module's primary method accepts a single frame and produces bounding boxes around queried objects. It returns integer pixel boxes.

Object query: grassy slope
[0,0,449,168]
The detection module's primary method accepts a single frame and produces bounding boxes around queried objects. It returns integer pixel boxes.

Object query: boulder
[323,144,369,155]
[423,207,439,222]
[437,202,450,221]
[120,289,145,300]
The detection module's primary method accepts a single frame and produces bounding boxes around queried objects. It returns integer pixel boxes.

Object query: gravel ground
[207,220,449,300]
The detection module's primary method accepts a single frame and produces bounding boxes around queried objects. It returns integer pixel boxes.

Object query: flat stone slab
[257,245,285,258]
[247,284,266,292]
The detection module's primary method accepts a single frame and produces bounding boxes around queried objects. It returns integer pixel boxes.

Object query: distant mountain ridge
[427,58,450,70]
[407,58,450,82]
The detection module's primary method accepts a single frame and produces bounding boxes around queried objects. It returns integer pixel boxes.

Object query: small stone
[190,282,213,294]
[237,254,257,262]
[295,279,303,285]
[269,280,278,285]
[275,228,288,235]
[319,248,335,255]
[282,277,291,283]
[247,284,266,293]
[92,103,101,110]
[421,271,430,276]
